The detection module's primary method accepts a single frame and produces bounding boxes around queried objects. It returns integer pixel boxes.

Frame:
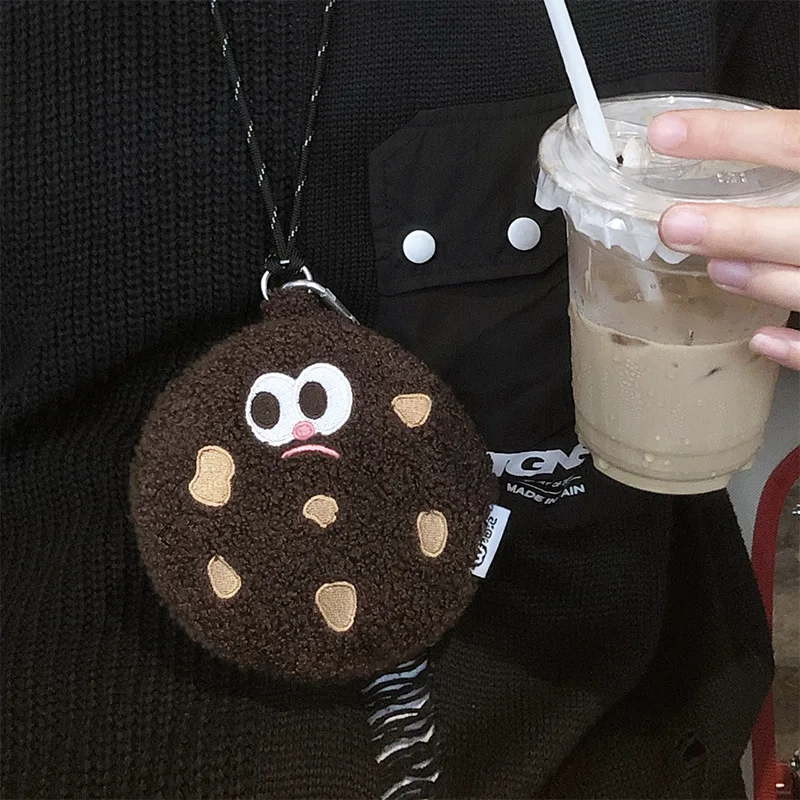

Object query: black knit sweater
[2,2,798,798]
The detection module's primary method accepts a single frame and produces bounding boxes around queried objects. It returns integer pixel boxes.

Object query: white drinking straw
[542,0,616,162]
[543,0,663,302]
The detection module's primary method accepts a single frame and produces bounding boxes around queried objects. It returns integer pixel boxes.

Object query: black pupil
[299,381,327,419]
[251,392,280,429]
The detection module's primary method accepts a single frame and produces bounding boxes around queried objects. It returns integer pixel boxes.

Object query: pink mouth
[281,444,341,460]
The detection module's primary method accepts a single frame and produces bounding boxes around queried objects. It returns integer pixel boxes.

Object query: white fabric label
[471,505,510,579]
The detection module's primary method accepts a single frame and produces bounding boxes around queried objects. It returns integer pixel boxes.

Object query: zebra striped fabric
[362,655,440,800]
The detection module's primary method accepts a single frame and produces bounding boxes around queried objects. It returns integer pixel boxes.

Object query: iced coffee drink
[537,93,800,494]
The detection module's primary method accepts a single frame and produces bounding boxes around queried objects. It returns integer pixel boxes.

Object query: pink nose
[293,420,316,441]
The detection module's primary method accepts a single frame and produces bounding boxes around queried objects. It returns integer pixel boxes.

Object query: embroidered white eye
[246,372,296,446]
[294,364,352,436]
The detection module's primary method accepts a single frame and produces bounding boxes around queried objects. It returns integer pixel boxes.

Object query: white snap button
[507,217,541,251]
[402,230,436,264]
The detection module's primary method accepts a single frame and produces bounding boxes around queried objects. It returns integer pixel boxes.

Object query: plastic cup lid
[535,92,800,264]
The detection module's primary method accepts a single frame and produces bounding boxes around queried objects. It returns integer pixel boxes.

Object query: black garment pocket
[370,94,571,296]
[370,92,575,448]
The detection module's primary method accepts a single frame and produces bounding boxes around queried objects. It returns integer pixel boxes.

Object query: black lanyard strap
[210,0,337,284]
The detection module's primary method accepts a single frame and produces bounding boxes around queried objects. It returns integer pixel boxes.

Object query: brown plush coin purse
[130,290,496,684]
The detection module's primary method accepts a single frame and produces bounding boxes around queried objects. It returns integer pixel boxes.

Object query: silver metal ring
[281,279,359,324]
[260,265,313,300]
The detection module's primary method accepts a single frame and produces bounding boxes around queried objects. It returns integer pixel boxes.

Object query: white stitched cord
[210,0,337,272]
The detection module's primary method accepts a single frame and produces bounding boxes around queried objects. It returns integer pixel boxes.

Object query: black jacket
[2,1,797,797]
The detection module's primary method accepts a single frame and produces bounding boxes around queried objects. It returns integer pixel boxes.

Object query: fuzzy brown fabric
[131,291,495,683]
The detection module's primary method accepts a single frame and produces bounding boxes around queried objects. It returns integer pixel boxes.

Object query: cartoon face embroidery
[131,292,495,683]
[245,363,353,456]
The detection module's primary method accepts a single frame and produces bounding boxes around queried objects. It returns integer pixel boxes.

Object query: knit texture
[2,1,797,797]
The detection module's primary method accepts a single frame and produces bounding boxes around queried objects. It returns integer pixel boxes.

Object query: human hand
[647,108,800,370]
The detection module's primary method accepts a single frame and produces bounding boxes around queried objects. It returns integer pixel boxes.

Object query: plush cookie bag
[130,290,495,684]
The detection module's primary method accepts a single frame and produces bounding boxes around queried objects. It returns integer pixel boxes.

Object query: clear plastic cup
[536,93,800,494]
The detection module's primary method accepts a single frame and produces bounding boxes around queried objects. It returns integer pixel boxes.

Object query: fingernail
[648,116,687,151]
[660,206,707,247]
[707,260,751,290]
[750,333,790,361]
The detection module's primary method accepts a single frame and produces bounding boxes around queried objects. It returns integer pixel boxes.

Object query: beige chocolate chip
[207,555,242,599]
[416,510,448,558]
[189,445,235,507]
[315,582,357,632]
[302,495,339,529]
[391,393,432,428]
